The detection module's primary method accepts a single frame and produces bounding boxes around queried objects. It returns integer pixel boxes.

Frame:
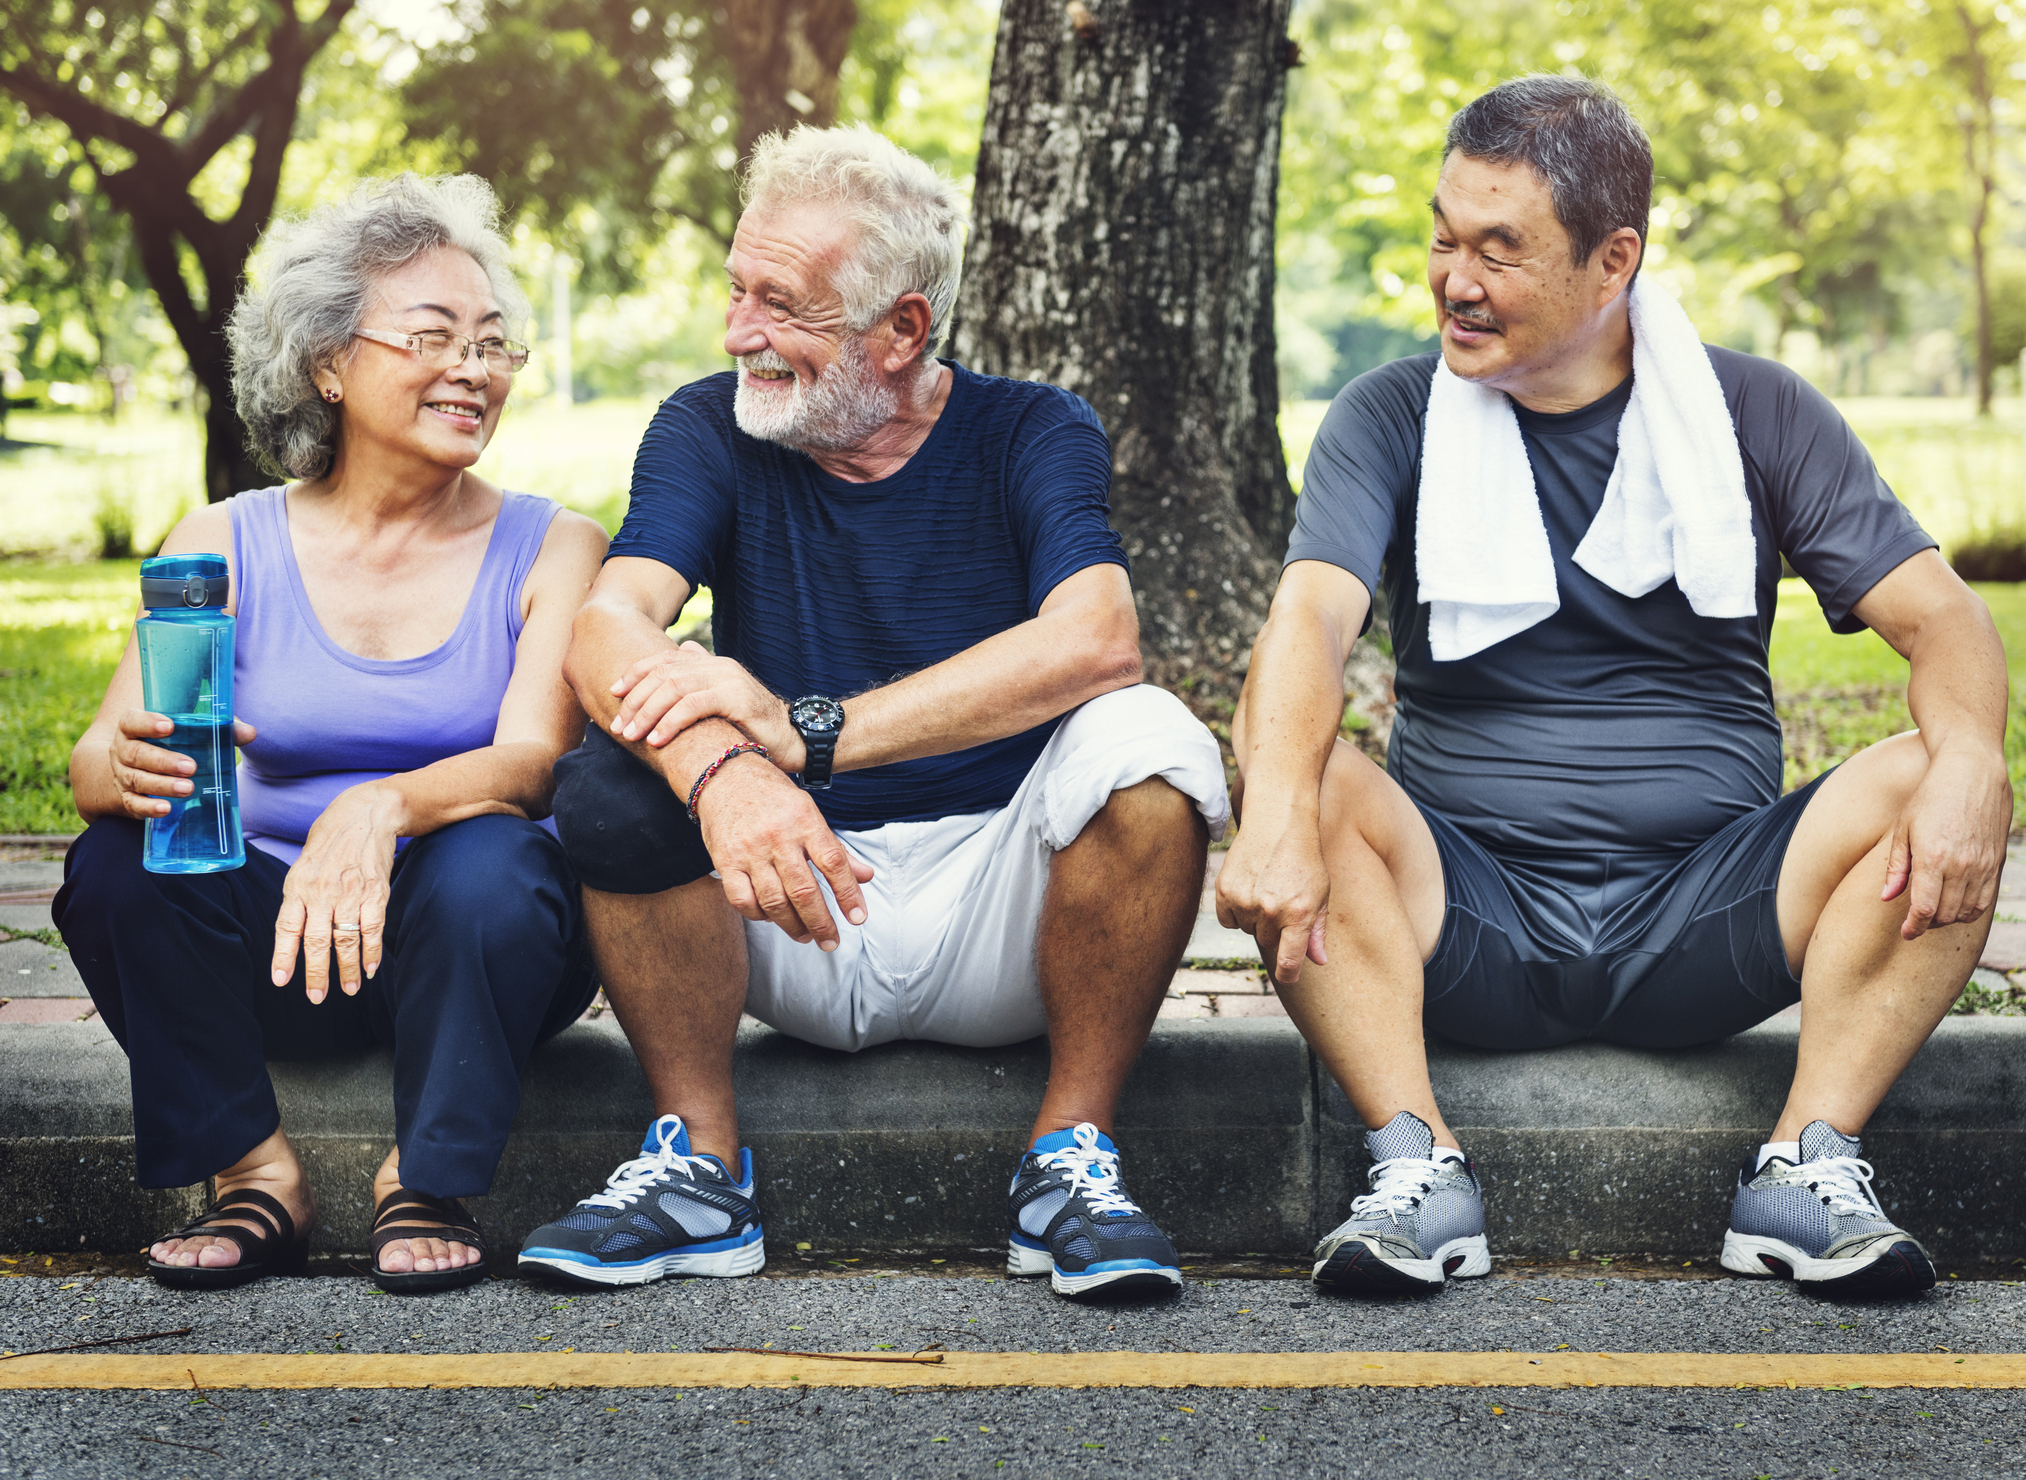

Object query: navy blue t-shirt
[1287,348,1935,860]
[608,360,1127,831]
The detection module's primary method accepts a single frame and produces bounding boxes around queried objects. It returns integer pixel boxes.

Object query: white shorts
[741,685,1230,1053]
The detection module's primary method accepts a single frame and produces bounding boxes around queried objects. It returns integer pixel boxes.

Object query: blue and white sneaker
[1721,1120,1935,1296]
[1314,1111,1491,1294]
[1006,1122,1183,1298]
[518,1115,764,1287]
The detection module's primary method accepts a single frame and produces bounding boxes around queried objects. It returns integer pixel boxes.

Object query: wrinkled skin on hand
[270,784,402,1003]
[1883,745,2012,941]
[696,756,872,950]
[1215,807,1331,987]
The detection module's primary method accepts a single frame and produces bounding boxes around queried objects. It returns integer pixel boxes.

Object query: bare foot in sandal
[371,1148,484,1276]
[150,1127,317,1270]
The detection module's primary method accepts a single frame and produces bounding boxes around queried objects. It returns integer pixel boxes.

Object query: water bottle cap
[140,554,230,610]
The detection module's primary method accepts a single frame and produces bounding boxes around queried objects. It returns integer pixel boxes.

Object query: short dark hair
[1443,75,1653,269]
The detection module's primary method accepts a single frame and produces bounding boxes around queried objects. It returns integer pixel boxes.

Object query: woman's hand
[272,784,406,1004]
[106,710,256,819]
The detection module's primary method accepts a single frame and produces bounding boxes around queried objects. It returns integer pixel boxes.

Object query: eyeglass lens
[414,330,528,371]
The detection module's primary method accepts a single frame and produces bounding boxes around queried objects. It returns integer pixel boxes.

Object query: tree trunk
[953,0,1295,704]
[721,0,860,158]
[0,0,353,500]
[1956,2,1998,416]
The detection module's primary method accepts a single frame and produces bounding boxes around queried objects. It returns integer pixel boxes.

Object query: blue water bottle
[136,554,244,873]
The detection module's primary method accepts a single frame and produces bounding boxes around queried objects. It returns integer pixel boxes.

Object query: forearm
[567,599,757,796]
[346,741,565,837]
[1904,598,2009,761]
[68,725,122,822]
[831,604,1140,773]
[1231,607,1352,817]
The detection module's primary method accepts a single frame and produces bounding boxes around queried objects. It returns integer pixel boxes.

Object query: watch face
[791,696,845,733]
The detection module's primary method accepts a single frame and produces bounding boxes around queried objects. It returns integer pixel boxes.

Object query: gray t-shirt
[1287,348,1935,859]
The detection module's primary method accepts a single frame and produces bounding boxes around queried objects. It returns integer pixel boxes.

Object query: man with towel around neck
[1219,75,2010,1298]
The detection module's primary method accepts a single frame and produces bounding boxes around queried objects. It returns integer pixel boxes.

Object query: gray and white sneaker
[1720,1120,1935,1297]
[1313,1111,1491,1294]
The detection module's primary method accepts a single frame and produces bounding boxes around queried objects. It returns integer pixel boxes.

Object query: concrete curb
[5,1015,2023,1263]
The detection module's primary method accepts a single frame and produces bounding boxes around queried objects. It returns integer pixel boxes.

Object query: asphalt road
[5,1266,2026,1478]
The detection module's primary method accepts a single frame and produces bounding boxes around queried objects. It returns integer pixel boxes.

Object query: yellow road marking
[0,1351,2018,1391]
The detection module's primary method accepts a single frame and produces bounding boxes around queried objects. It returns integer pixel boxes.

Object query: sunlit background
[3,0,2025,836]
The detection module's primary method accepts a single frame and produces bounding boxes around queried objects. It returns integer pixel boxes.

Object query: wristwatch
[788,695,846,790]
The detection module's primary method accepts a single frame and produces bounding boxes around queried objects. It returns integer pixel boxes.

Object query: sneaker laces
[1800,1154,1881,1218]
[580,1120,719,1212]
[1037,1123,1142,1218]
[1350,1155,1451,1224]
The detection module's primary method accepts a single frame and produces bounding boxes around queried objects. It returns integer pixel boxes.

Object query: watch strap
[800,728,838,790]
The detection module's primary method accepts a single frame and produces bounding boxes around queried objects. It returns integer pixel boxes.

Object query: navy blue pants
[54,815,597,1195]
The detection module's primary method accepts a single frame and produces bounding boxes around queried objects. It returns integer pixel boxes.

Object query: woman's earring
[322,388,341,403]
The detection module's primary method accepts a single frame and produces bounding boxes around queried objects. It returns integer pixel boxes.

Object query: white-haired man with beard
[517,126,1230,1300]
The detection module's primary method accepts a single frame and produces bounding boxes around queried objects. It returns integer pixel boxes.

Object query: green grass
[1771,579,2026,826]
[0,561,137,834]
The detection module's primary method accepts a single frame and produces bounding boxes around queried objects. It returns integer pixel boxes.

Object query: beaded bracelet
[686,742,770,823]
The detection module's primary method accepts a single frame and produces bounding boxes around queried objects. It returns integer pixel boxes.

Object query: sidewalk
[5,839,2025,1263]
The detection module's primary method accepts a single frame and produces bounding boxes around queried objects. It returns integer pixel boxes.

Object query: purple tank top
[229,486,561,865]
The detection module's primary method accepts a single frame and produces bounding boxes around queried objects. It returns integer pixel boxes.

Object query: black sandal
[146,1188,310,1290]
[369,1188,489,1293]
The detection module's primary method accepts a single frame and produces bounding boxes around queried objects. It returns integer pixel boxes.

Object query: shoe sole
[372,1261,491,1294]
[519,1234,766,1288]
[1007,1239,1183,1298]
[1313,1234,1491,1294]
[148,1239,310,1290]
[1720,1231,1936,1296]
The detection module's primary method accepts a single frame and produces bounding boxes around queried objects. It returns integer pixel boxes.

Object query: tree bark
[953,0,1296,703]
[721,0,860,158]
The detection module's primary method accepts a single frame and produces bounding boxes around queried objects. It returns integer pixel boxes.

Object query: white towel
[1414,278,1755,662]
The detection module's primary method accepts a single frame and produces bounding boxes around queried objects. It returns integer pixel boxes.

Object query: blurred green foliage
[1276,0,2018,396]
[7,0,2020,419]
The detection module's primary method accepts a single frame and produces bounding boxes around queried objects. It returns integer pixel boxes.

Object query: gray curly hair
[227,173,530,481]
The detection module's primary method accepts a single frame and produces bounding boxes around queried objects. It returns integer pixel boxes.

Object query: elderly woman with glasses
[54,174,607,1293]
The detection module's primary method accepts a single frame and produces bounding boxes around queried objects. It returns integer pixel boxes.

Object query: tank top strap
[226,485,290,633]
[483,492,563,644]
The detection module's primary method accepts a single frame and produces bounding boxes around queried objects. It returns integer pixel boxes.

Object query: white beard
[733,338,900,452]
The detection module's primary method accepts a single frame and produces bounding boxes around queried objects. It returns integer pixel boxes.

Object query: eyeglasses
[354,327,531,373]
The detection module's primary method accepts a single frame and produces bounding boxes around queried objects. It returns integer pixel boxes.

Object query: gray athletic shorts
[1417,769,1831,1051]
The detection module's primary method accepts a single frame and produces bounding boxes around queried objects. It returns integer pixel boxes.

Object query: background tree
[0,0,358,500]
[1920,0,2026,413]
[955,0,1296,703]
[401,0,858,279]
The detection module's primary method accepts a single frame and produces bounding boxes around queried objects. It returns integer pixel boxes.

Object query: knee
[1317,738,1388,836]
[1060,684,1215,761]
[1050,684,1230,839]
[1088,775,1207,861]
[1853,730,1931,816]
[399,817,573,938]
[52,818,161,932]
[551,729,710,894]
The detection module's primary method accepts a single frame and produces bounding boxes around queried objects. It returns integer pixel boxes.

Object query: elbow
[1086,628,1144,697]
